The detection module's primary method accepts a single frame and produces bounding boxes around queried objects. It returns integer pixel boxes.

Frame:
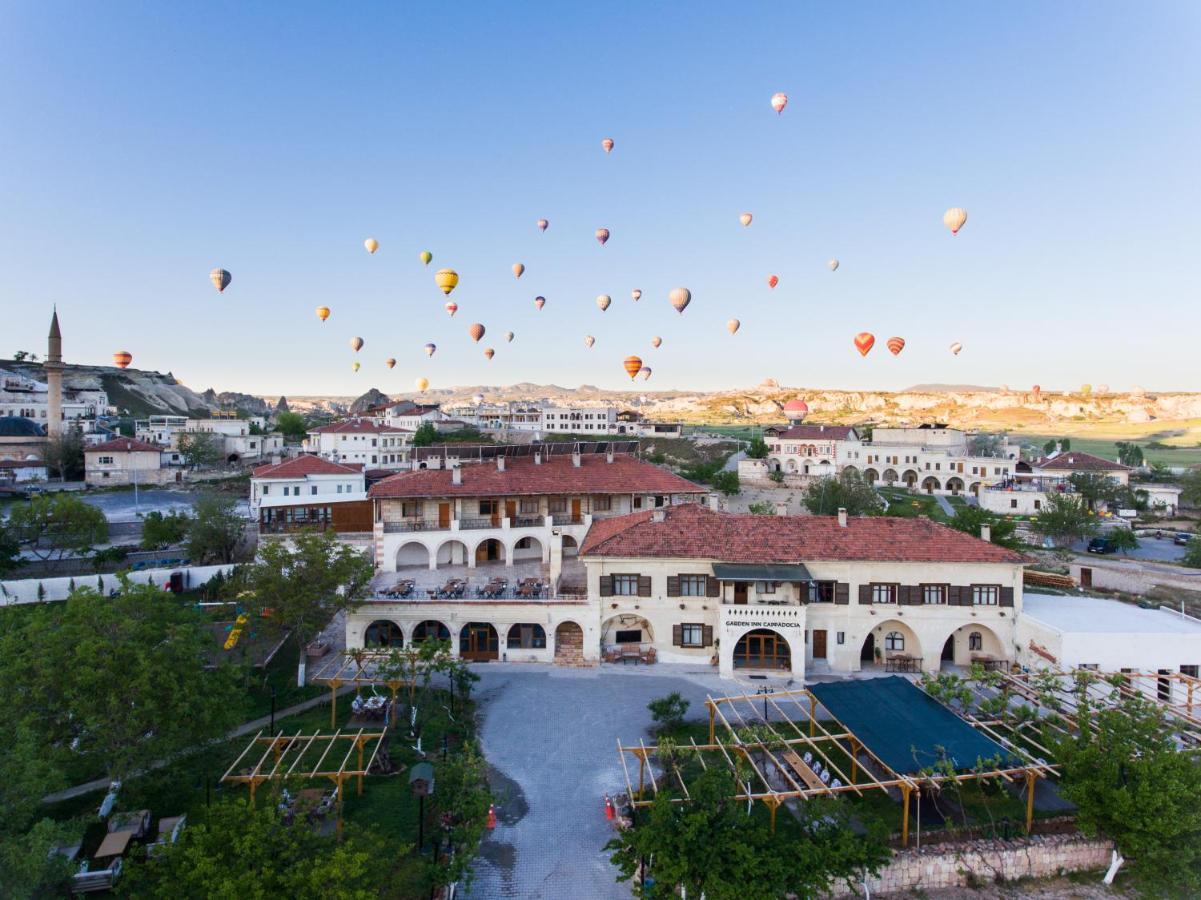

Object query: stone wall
[553,622,589,667]
[833,833,1113,896]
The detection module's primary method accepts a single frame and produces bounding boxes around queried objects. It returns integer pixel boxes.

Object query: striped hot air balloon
[623,356,643,380]
[445,302,458,317]
[483,348,495,360]
[534,296,546,311]
[112,351,132,369]
[602,137,614,153]
[886,336,906,356]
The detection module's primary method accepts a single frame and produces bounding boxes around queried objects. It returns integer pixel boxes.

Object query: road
[1070,533,1186,564]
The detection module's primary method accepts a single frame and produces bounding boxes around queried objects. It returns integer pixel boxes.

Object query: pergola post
[329,678,341,729]
[766,797,778,833]
[248,778,257,807]
[637,753,645,800]
[357,739,365,795]
[336,775,345,841]
[850,738,859,784]
[708,702,716,744]
[1025,771,1038,833]
[809,694,816,737]
[900,783,911,847]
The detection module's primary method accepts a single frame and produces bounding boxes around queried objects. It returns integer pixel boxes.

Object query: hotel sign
[724,619,803,629]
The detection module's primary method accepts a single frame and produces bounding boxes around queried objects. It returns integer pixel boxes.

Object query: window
[633,496,643,509]
[614,629,642,644]
[98,456,114,464]
[969,631,983,651]
[836,632,845,645]
[612,574,640,596]
[679,575,708,597]
[1182,665,1199,678]
[548,497,567,514]
[972,585,1000,606]
[310,485,318,495]
[921,584,948,605]
[262,485,269,495]
[680,624,704,647]
[884,631,904,651]
[808,581,836,603]
[593,495,612,511]
[401,501,423,518]
[336,484,343,494]
[519,499,539,514]
[1034,500,1042,510]
[756,581,776,594]
[1010,499,1018,509]
[871,583,898,604]
[479,499,497,515]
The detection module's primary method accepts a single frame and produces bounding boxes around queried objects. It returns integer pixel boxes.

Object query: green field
[1019,433,1201,466]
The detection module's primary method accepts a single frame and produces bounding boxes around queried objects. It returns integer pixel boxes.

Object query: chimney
[652,508,666,523]
[708,493,720,511]
[775,501,788,517]
[452,465,462,485]
[837,507,848,528]
[572,451,581,468]
[820,425,825,432]
[497,456,505,472]
[980,523,991,543]
[606,449,614,464]
[534,450,542,465]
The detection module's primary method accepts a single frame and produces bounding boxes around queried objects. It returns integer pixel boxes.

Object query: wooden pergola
[221,728,386,838]
[311,651,415,729]
[617,686,1056,846]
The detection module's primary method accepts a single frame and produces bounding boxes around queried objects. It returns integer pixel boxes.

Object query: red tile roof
[369,454,707,499]
[87,437,163,454]
[252,455,365,479]
[579,503,1023,564]
[308,419,409,435]
[1033,452,1130,473]
[764,424,858,440]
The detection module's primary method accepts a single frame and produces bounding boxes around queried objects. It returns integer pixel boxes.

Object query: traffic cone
[604,794,615,821]
[486,805,497,829]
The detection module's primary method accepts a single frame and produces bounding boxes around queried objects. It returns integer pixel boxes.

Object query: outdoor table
[94,830,133,860]
[780,750,827,792]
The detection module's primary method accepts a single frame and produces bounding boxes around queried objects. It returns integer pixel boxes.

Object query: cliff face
[2,359,211,417]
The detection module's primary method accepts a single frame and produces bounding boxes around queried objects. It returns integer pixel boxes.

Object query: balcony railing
[458,517,499,530]
[382,520,436,533]
[551,514,583,526]
[512,515,545,528]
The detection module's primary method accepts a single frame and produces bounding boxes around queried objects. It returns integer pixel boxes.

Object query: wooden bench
[780,749,827,792]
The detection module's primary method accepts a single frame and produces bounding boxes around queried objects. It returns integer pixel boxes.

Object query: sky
[2,2,1200,397]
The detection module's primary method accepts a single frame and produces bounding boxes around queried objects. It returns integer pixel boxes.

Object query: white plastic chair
[830,778,842,790]
[820,769,831,785]
[802,751,813,764]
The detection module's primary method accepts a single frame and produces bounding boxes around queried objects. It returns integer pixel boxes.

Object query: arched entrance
[863,468,879,485]
[364,620,404,648]
[511,535,543,563]
[945,477,965,496]
[554,621,584,665]
[882,468,899,485]
[395,541,430,570]
[507,623,546,649]
[561,534,580,557]
[940,624,1006,669]
[733,628,791,670]
[412,620,450,644]
[601,615,653,648]
[460,622,499,661]
[969,482,981,496]
[860,632,876,663]
[862,621,922,670]
[474,538,506,567]
[921,476,940,494]
[435,539,469,567]
[902,470,919,488]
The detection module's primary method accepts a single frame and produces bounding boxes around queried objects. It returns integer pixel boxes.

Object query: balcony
[458,517,500,530]
[551,514,584,526]
[382,520,437,533]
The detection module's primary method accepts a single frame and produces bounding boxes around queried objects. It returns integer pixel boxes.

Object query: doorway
[733,583,748,605]
[571,498,582,523]
[942,635,955,663]
[460,623,499,661]
[733,629,791,670]
[812,629,827,660]
[1080,567,1092,588]
[438,503,451,528]
[860,633,876,662]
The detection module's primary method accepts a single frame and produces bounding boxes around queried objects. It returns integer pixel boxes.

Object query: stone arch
[511,534,544,563]
[473,537,506,567]
[732,628,792,671]
[842,464,859,476]
[921,476,940,494]
[411,620,450,644]
[561,534,580,557]
[785,458,798,474]
[507,623,547,649]
[601,614,654,648]
[363,619,404,648]
[940,623,1006,669]
[945,476,965,495]
[902,469,919,488]
[435,539,469,567]
[882,468,899,485]
[460,622,499,660]
[969,481,981,496]
[863,468,879,484]
[395,540,430,570]
[863,619,923,669]
[554,621,585,665]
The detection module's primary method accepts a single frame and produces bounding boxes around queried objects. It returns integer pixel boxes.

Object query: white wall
[1,564,235,605]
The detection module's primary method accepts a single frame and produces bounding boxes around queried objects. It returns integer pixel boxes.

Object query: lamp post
[756,685,774,722]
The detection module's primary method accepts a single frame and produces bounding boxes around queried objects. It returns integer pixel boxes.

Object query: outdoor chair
[820,769,831,785]
[830,779,842,790]
[811,759,823,775]
[802,751,813,764]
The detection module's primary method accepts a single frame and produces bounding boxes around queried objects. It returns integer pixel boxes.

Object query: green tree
[1033,493,1098,546]
[1068,472,1124,511]
[0,520,19,576]
[946,505,1021,550]
[709,470,739,495]
[1107,526,1139,552]
[274,411,310,442]
[7,492,109,560]
[0,726,75,899]
[178,430,223,469]
[245,529,373,683]
[412,422,438,446]
[1180,468,1201,508]
[429,741,493,889]
[1182,536,1201,569]
[802,469,883,517]
[967,432,1003,456]
[140,509,190,550]
[745,436,769,459]
[43,426,86,481]
[747,501,775,515]
[185,492,244,563]
[90,544,129,572]
[1043,438,1070,454]
[647,692,690,732]
[1116,441,1144,468]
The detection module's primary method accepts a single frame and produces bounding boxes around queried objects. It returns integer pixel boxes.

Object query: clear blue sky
[2,2,1199,397]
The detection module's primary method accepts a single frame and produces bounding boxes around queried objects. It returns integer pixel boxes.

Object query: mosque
[0,311,66,465]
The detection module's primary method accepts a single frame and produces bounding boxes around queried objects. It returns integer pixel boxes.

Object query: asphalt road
[1070,533,1187,564]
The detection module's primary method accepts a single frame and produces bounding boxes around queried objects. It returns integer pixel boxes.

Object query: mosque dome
[0,416,45,437]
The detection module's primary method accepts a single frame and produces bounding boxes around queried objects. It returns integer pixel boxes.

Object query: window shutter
[1000,586,1014,607]
[666,576,680,597]
[948,586,961,606]
[599,575,613,597]
[672,624,683,647]
[907,586,922,606]
[858,584,872,605]
[638,575,652,597]
[702,625,714,647]
[835,583,849,605]
[706,576,720,598]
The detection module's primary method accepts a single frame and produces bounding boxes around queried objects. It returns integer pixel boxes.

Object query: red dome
[783,399,809,412]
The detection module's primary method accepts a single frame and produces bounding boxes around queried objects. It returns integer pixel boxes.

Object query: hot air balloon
[770,92,788,114]
[596,294,611,312]
[651,336,662,348]
[595,228,610,246]
[468,323,485,342]
[350,336,364,352]
[886,336,906,356]
[445,302,458,317]
[639,366,652,381]
[767,275,779,289]
[602,137,614,153]
[726,319,741,335]
[1080,383,1093,396]
[352,362,360,372]
[385,358,396,369]
[210,268,231,293]
[424,343,436,357]
[504,331,514,343]
[669,287,691,314]
[631,289,642,301]
[949,342,963,356]
[854,332,875,357]
[512,263,525,278]
[943,207,968,235]
[415,377,429,393]
[1031,384,1042,398]
[739,212,753,227]
[435,269,459,295]
[472,393,484,405]
[316,306,331,322]
[420,250,433,265]
[1096,383,1110,394]
[622,356,643,380]
[537,218,548,232]
[828,259,839,272]
[584,335,595,349]
[483,348,495,361]
[112,351,132,369]
[364,238,379,254]
[534,296,546,311]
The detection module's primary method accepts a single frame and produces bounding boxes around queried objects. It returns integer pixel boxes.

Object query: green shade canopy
[711,563,811,582]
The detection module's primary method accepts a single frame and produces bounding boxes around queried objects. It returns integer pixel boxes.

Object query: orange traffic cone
[486,805,497,829]
[604,794,615,821]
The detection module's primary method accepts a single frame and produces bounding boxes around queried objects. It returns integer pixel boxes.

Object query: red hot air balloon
[534,296,546,311]
[445,302,458,317]
[886,336,906,356]
[595,228,610,246]
[112,351,132,369]
[767,275,779,289]
[483,347,495,360]
[622,355,643,380]
[1032,384,1042,398]
[770,92,788,114]
[853,332,875,357]
[602,137,614,153]
[468,323,485,342]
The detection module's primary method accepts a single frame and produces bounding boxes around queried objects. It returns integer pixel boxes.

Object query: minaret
[44,309,64,439]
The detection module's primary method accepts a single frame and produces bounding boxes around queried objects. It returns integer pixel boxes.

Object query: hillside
[2,359,212,417]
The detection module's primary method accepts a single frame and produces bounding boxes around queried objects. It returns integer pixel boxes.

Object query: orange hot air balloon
[435,269,459,295]
[415,377,429,393]
[315,305,331,322]
[639,366,652,381]
[534,296,546,311]
[350,336,364,352]
[853,332,875,357]
[602,137,614,153]
[468,323,485,342]
[767,275,779,289]
[112,351,132,369]
[739,212,753,227]
[364,238,379,254]
[726,319,741,335]
[210,268,231,293]
[651,336,662,348]
[949,341,963,356]
[385,358,396,369]
[584,335,595,349]
[669,287,691,314]
[886,336,906,356]
[537,218,548,232]
[512,263,525,278]
[483,347,495,360]
[596,294,611,312]
[631,289,642,301]
[771,92,788,114]
[424,343,436,357]
[622,356,643,380]
[595,227,610,246]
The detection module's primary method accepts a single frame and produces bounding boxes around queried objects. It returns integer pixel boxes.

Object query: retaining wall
[1,564,235,605]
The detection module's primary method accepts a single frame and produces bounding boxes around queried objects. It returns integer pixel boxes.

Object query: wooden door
[505,500,516,521]
[1080,567,1092,588]
[460,624,499,661]
[812,629,827,659]
[734,583,748,605]
[490,503,501,527]
[571,498,582,523]
[438,503,451,528]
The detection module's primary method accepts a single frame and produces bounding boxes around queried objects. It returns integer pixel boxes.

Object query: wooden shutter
[858,584,872,605]
[947,586,962,606]
[706,576,720,597]
[1000,586,1014,607]
[672,624,683,647]
[835,582,849,605]
[599,575,613,597]
[638,575,652,597]
[701,625,714,647]
[666,576,680,597]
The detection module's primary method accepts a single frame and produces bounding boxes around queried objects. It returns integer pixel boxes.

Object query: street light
[756,685,774,722]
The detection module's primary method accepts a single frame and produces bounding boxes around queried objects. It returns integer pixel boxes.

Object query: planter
[306,641,331,660]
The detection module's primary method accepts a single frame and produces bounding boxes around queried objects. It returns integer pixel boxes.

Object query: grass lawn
[1020,429,1201,466]
[877,487,948,522]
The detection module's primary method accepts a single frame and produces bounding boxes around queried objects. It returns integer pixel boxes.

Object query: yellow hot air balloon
[210,268,231,293]
[483,347,495,360]
[739,212,753,227]
[424,343,437,357]
[596,294,611,312]
[468,323,485,342]
[886,336,906,356]
[770,92,788,114]
[350,336,364,352]
[726,318,741,335]
[602,137,614,153]
[504,331,514,343]
[512,263,525,278]
[943,207,968,235]
[584,335,595,349]
[631,289,642,301]
[669,287,691,314]
[651,336,662,348]
[420,250,433,265]
[949,342,963,356]
[415,377,429,393]
[1080,383,1093,396]
[436,269,459,295]
[352,362,360,372]
[385,358,396,369]
[315,306,331,322]
[622,355,643,380]
[112,351,132,369]
[364,238,379,254]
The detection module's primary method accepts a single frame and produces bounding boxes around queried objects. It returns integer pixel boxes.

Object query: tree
[429,741,492,889]
[946,505,1022,549]
[43,426,85,481]
[140,509,190,550]
[90,545,129,572]
[1107,526,1139,552]
[710,470,739,495]
[245,529,373,683]
[274,411,309,442]
[178,430,222,469]
[1183,536,1201,569]
[0,520,19,576]
[967,432,1004,456]
[745,436,769,459]
[1069,472,1124,511]
[1048,684,1201,895]
[802,469,883,517]
[185,492,244,563]
[7,492,108,560]
[647,692,690,732]
[0,726,74,899]
[1043,438,1070,454]
[1033,493,1098,546]
[1181,468,1201,509]
[1116,441,1144,468]
[412,422,438,446]
[747,501,775,515]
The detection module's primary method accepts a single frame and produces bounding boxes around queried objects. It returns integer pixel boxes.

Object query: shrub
[647,692,690,732]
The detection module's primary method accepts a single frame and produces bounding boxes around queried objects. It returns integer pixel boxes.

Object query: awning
[711,563,811,582]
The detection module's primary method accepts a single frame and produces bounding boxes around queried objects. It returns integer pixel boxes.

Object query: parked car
[1175,532,1194,546]
[1087,537,1116,554]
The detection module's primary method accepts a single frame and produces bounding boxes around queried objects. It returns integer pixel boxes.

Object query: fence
[1,564,235,606]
